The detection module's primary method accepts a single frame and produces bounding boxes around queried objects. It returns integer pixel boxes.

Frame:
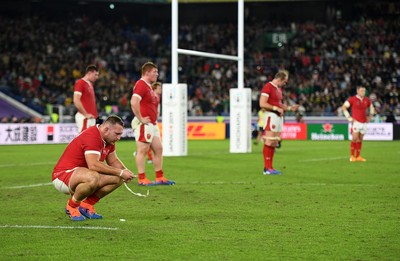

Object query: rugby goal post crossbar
[165,0,251,155]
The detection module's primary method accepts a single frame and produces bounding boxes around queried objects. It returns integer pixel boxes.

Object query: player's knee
[86,170,101,188]
[153,147,163,156]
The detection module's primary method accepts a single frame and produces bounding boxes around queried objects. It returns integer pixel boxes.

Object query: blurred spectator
[0,9,398,119]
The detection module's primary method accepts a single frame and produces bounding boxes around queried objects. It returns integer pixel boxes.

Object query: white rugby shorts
[351,120,368,135]
[75,112,96,133]
[131,117,160,143]
[263,111,283,132]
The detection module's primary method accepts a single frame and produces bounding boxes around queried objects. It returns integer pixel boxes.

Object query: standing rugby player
[342,86,375,162]
[259,71,299,175]
[73,65,99,132]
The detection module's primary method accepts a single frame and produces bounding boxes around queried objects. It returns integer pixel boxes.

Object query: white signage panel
[229,88,252,153]
[348,123,393,141]
[162,83,188,156]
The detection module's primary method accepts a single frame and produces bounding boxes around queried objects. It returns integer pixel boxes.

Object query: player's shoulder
[261,82,272,91]
[133,79,147,90]
[75,78,86,84]
[80,127,103,146]
[78,125,99,138]
[74,78,87,89]
[348,95,357,101]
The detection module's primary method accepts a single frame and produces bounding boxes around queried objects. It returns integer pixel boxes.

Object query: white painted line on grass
[0,161,54,168]
[5,183,53,189]
[298,156,348,162]
[0,225,118,230]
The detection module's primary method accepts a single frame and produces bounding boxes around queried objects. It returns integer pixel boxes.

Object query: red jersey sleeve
[348,96,371,123]
[132,80,158,124]
[81,131,103,154]
[132,80,147,99]
[74,79,85,94]
[260,82,283,108]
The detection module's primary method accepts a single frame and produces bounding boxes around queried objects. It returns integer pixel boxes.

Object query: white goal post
[163,0,251,156]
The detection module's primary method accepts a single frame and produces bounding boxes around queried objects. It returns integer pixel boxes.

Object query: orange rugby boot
[138,178,155,186]
[79,202,103,219]
[65,204,85,221]
[356,156,367,162]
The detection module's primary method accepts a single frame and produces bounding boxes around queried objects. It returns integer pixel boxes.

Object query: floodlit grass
[0,140,399,260]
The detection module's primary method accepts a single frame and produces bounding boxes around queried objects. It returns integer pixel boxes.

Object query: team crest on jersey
[147,134,152,140]
[100,148,110,161]
[272,124,276,129]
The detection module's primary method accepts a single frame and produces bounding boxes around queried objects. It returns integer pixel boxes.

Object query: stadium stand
[0,1,398,122]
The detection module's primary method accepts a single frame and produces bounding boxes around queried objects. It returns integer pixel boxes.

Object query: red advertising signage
[281,123,307,140]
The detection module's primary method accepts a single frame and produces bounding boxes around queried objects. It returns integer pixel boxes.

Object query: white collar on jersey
[140,78,152,87]
[270,81,279,88]
[82,78,92,86]
[96,125,107,147]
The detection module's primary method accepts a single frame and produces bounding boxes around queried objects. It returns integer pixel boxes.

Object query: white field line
[5,183,52,189]
[0,161,54,168]
[0,225,118,230]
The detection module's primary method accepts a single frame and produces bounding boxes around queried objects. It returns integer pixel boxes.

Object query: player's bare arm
[130,95,151,124]
[342,101,353,122]
[284,104,299,112]
[367,104,375,122]
[259,95,283,116]
[106,152,136,181]
[105,151,126,169]
[85,153,131,179]
[73,93,94,119]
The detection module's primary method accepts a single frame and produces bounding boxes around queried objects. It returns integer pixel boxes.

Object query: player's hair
[85,64,98,74]
[357,86,366,90]
[275,71,288,80]
[104,115,124,127]
[151,81,161,90]
[141,62,157,76]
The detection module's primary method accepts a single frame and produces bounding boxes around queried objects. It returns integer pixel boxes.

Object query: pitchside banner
[157,122,225,140]
[281,123,307,140]
[230,88,252,153]
[0,124,79,144]
[162,83,188,156]
[308,123,347,140]
[347,123,393,141]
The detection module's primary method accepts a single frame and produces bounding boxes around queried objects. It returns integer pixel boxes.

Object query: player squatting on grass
[51,115,136,221]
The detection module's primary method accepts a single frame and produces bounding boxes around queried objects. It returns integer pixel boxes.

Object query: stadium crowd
[0,11,399,122]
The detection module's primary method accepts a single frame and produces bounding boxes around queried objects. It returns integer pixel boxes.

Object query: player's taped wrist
[288,106,292,111]
[343,110,352,121]
[119,169,124,177]
[272,106,277,111]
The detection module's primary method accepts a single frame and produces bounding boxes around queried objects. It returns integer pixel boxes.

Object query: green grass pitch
[0,140,399,260]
